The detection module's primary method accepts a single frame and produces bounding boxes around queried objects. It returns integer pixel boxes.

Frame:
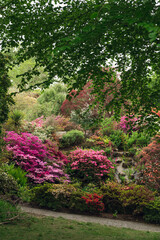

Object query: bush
[101,181,155,215]
[31,183,77,210]
[68,149,114,184]
[60,130,84,148]
[136,134,160,191]
[120,184,155,215]
[4,131,69,184]
[81,193,104,214]
[101,181,123,213]
[143,196,160,224]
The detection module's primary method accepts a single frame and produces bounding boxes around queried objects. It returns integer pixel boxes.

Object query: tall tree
[0,0,160,129]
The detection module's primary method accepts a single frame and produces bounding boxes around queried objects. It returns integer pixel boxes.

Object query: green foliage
[109,130,127,150]
[31,183,53,208]
[31,183,77,210]
[143,196,160,224]
[1,164,27,187]
[5,109,24,132]
[60,130,84,148]
[101,181,123,213]
[101,182,155,215]
[125,131,151,149]
[26,84,67,119]
[101,117,118,136]
[8,58,48,91]
[0,169,18,195]
[0,53,13,154]
[0,199,19,223]
[0,53,13,126]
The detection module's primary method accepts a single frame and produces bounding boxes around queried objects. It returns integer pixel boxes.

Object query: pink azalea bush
[68,149,114,183]
[119,115,138,133]
[4,131,69,184]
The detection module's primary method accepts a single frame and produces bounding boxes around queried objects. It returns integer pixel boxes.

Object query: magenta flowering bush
[4,131,69,184]
[68,149,114,184]
[118,116,138,133]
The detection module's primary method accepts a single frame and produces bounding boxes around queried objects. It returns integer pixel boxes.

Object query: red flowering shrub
[68,149,114,184]
[137,134,160,191]
[4,131,69,184]
[81,193,104,213]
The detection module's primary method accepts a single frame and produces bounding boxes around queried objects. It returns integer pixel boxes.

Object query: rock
[115,157,123,164]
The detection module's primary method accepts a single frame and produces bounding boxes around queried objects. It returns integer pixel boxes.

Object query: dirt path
[20,205,160,232]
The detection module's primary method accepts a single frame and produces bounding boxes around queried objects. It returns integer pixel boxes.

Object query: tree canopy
[0,0,160,129]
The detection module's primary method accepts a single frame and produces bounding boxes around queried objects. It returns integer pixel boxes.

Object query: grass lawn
[0,214,160,240]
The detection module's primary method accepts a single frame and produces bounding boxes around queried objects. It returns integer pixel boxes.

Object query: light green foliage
[60,130,84,148]
[27,83,67,119]
[101,116,118,136]
[8,58,48,91]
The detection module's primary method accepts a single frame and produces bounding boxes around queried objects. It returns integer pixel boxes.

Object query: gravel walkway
[20,205,160,232]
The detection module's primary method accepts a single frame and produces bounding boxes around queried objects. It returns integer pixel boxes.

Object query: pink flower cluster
[119,116,138,133]
[31,116,44,128]
[4,131,69,184]
[69,149,114,181]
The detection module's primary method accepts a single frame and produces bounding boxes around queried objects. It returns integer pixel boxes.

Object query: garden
[0,80,160,226]
[0,0,160,234]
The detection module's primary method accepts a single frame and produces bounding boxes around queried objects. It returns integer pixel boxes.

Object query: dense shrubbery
[4,131,69,184]
[101,181,155,215]
[68,149,114,184]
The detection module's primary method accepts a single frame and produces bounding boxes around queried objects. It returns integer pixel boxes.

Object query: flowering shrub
[81,193,104,213]
[4,131,69,184]
[137,134,160,191]
[118,115,138,133]
[68,149,114,183]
